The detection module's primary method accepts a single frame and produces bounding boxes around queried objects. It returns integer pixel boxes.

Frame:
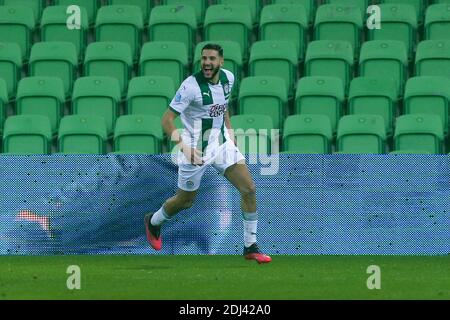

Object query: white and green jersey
[169,69,235,152]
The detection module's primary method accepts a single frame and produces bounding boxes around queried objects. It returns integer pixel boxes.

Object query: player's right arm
[161,109,203,165]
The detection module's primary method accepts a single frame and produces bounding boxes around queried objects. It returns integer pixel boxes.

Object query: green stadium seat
[248,41,298,97]
[40,6,89,60]
[114,115,164,154]
[238,76,288,130]
[72,76,121,137]
[139,42,188,89]
[337,114,386,154]
[380,0,425,25]
[54,0,100,26]
[394,114,444,154]
[148,5,197,60]
[0,42,22,100]
[359,40,408,96]
[404,76,450,134]
[0,6,35,61]
[204,4,253,60]
[231,114,274,154]
[348,77,398,136]
[3,115,52,154]
[3,0,44,24]
[314,4,363,53]
[283,114,332,154]
[389,150,432,154]
[415,40,450,79]
[29,42,78,99]
[295,76,344,134]
[162,0,208,26]
[322,0,369,18]
[95,5,144,61]
[271,0,315,26]
[106,0,152,22]
[58,115,108,154]
[304,40,354,92]
[217,0,261,25]
[425,4,450,41]
[367,4,417,60]
[16,77,65,136]
[259,4,308,59]
[126,76,175,120]
[0,79,7,135]
[84,42,133,98]
[193,41,243,83]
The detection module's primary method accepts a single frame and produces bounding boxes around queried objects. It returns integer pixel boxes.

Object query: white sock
[151,205,171,227]
[243,212,258,248]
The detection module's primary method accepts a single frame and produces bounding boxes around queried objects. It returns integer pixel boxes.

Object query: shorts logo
[186,180,194,188]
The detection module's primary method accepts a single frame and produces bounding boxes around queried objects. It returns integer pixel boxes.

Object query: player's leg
[214,142,271,263]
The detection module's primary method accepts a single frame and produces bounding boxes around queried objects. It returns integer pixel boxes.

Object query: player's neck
[208,74,220,85]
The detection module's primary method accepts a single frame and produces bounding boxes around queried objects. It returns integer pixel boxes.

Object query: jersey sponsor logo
[209,104,227,117]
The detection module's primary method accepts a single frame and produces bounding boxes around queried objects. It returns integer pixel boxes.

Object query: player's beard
[202,64,220,81]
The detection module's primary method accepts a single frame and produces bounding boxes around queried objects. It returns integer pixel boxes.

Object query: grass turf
[0,255,448,300]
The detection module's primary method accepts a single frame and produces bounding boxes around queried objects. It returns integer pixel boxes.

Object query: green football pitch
[0,255,448,300]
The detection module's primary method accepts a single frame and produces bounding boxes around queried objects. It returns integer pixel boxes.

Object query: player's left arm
[224,109,236,145]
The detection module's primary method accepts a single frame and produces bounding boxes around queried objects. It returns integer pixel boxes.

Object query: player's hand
[181,144,204,166]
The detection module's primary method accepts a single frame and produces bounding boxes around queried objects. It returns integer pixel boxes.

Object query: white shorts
[177,140,245,191]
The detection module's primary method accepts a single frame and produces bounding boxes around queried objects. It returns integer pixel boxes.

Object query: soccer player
[144,43,271,264]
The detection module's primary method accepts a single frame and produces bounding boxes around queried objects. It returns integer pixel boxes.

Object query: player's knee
[240,183,256,198]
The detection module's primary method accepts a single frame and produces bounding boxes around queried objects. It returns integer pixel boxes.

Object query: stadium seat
[283,114,332,154]
[337,115,386,154]
[16,77,65,136]
[203,4,253,60]
[248,41,298,97]
[238,76,288,130]
[231,114,274,154]
[0,6,35,61]
[314,4,363,54]
[3,0,44,24]
[403,76,450,134]
[259,4,308,59]
[415,40,450,79]
[72,76,121,137]
[367,4,417,60]
[0,42,22,100]
[348,77,398,136]
[295,76,344,134]
[3,115,52,154]
[126,76,175,120]
[58,115,108,154]
[40,6,89,60]
[84,42,133,98]
[380,0,425,25]
[425,4,450,40]
[139,42,188,89]
[193,41,243,83]
[0,79,7,135]
[389,150,432,154]
[322,0,369,18]
[114,115,164,154]
[148,5,197,60]
[217,0,262,25]
[54,0,100,26]
[106,0,152,22]
[271,0,315,26]
[359,40,408,96]
[162,0,208,26]
[304,40,354,92]
[95,5,144,61]
[29,42,78,99]
[394,114,444,154]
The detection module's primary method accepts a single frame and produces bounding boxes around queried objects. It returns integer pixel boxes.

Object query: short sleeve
[169,78,196,115]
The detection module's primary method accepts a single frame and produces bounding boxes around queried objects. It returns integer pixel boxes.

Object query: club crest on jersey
[223,83,230,95]
[209,104,226,117]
